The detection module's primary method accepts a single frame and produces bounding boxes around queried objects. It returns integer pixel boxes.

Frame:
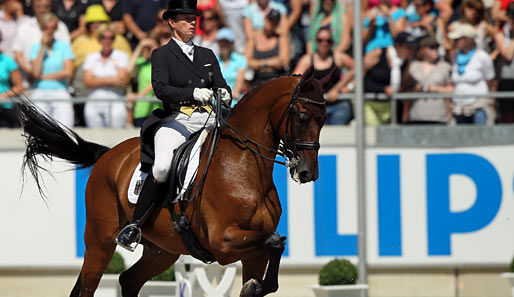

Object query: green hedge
[319,259,357,286]
[152,266,175,281]
[105,252,126,274]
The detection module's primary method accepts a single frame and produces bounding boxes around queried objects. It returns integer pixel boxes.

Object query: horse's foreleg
[239,234,286,297]
[119,241,179,297]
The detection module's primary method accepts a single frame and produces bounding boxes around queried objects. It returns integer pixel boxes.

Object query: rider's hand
[220,88,231,105]
[193,88,213,104]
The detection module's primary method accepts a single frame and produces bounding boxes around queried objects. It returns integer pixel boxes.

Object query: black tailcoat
[140,39,230,171]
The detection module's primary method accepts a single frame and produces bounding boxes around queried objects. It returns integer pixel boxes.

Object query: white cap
[448,23,477,40]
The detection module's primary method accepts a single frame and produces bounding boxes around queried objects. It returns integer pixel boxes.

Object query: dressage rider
[115,0,231,250]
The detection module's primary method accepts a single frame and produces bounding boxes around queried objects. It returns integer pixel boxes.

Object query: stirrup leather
[114,223,142,252]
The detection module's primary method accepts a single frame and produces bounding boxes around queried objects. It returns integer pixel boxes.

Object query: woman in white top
[449,23,495,125]
[83,23,129,128]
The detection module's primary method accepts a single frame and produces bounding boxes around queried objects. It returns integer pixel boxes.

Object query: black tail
[14,97,110,196]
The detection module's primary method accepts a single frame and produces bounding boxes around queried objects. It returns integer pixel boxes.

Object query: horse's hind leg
[119,241,179,297]
[73,217,118,297]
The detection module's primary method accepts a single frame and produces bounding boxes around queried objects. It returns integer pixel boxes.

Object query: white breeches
[152,111,215,183]
[84,101,127,128]
[30,88,74,128]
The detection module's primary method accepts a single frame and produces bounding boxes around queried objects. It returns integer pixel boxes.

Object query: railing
[337,91,514,125]
[5,91,514,126]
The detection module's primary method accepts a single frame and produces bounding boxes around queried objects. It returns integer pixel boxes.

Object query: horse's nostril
[299,170,312,182]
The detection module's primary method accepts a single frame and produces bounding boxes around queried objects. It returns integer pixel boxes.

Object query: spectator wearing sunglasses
[82,23,128,128]
[193,9,222,56]
[293,26,354,125]
[401,35,453,124]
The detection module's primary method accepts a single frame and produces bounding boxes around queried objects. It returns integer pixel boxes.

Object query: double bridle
[219,81,324,168]
[187,80,323,202]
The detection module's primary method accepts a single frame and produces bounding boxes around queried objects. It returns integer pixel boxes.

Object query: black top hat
[162,0,199,20]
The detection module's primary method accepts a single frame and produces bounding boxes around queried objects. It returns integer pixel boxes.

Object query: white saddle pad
[128,129,210,204]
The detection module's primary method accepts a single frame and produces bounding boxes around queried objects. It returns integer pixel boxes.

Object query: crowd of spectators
[2,0,514,127]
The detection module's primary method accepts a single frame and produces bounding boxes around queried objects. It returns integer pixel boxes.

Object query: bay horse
[17,67,336,297]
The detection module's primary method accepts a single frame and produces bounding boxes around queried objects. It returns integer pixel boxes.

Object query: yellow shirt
[71,33,132,68]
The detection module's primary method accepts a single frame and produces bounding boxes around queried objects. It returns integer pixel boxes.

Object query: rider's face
[169,14,197,42]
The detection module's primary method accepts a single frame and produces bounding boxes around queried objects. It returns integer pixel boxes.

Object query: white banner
[1,146,514,268]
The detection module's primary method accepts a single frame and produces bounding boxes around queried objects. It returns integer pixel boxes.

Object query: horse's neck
[221,77,298,183]
[227,78,298,150]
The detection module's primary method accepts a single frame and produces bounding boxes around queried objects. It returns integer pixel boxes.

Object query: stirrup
[114,223,142,252]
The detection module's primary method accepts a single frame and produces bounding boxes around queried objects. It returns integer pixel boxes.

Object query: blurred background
[1,0,514,296]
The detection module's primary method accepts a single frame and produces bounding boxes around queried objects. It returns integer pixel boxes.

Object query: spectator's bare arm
[123,13,147,41]
[70,15,86,40]
[292,54,312,74]
[31,42,48,80]
[245,37,259,69]
[434,0,453,24]
[428,83,454,93]
[0,69,23,98]
[243,16,253,41]
[334,50,354,69]
[84,68,128,89]
[364,48,381,72]
[325,69,355,103]
[494,28,514,61]
[287,0,303,30]
[233,69,245,98]
[14,51,31,75]
[492,0,508,22]
[337,4,353,53]
[41,59,74,80]
[127,39,154,73]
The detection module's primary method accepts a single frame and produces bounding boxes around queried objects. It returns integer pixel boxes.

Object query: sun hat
[84,4,110,24]
[448,23,477,39]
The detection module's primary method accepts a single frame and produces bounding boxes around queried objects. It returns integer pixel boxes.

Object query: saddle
[165,129,203,206]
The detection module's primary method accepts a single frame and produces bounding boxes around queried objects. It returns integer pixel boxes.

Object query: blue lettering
[426,153,502,255]
[314,155,357,256]
[273,165,289,257]
[75,166,91,257]
[377,155,402,256]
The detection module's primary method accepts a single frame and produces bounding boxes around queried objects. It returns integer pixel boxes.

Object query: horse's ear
[301,66,315,83]
[318,65,340,90]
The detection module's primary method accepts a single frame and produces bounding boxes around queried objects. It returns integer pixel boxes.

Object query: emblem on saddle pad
[134,180,144,196]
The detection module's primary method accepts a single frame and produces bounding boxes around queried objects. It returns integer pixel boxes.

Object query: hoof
[240,279,262,297]
[264,233,286,251]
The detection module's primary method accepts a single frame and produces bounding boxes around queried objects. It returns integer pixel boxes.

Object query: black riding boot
[115,172,162,251]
